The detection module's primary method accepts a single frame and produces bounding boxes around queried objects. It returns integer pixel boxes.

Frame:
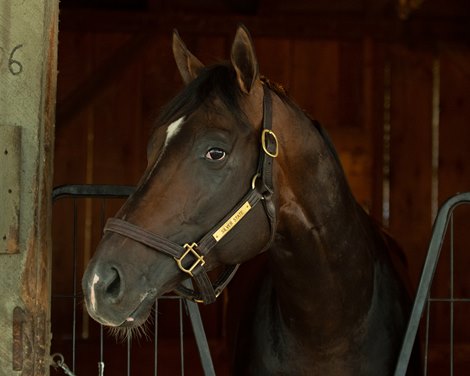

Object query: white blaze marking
[142,116,186,187]
[90,274,100,311]
[164,116,185,149]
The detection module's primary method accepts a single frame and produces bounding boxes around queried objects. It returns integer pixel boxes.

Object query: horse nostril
[105,267,122,302]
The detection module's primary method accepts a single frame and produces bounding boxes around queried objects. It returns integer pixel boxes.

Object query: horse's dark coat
[82,26,421,375]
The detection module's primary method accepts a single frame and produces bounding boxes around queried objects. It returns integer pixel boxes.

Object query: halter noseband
[104,85,278,304]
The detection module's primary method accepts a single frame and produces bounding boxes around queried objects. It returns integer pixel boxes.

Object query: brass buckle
[251,173,260,190]
[261,129,279,158]
[174,243,205,277]
[193,288,223,304]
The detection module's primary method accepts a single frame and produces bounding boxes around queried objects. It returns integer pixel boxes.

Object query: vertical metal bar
[181,280,216,376]
[450,213,454,376]
[100,325,104,358]
[99,324,105,376]
[179,298,185,376]
[127,336,131,376]
[185,299,216,376]
[424,297,430,376]
[72,199,78,373]
[154,299,159,376]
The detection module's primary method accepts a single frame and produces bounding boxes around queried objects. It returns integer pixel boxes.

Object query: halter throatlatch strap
[104,84,278,304]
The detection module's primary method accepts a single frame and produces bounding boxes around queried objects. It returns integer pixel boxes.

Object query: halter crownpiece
[104,84,278,304]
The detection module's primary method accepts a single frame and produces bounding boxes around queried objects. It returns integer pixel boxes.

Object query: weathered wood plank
[290,39,340,127]
[369,42,387,221]
[56,32,152,127]
[0,0,58,374]
[438,45,470,204]
[255,37,291,87]
[92,33,145,185]
[54,32,93,187]
[436,44,470,341]
[388,44,434,288]
[58,9,470,42]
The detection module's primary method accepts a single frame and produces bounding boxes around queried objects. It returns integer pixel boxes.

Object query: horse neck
[270,97,377,342]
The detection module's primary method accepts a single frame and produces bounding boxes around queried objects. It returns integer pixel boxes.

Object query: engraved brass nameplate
[212,202,252,242]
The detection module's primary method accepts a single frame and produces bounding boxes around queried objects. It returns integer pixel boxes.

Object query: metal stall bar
[394,192,470,376]
[52,184,135,201]
[182,280,217,375]
[52,184,216,376]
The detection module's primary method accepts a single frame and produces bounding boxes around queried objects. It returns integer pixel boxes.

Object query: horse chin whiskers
[107,303,156,343]
[108,316,154,343]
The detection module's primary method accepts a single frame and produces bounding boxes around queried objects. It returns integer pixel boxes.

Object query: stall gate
[51,185,470,375]
[51,185,216,376]
[395,192,470,375]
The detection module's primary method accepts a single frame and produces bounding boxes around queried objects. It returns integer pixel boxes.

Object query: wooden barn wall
[52,27,470,371]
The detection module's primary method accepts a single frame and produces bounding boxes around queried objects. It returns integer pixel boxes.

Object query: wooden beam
[57,32,152,127]
[58,9,470,42]
[398,0,426,19]
[0,0,58,375]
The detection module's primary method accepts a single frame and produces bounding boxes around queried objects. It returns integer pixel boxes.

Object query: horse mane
[261,76,344,170]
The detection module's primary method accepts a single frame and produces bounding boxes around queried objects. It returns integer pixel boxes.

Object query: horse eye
[205,148,226,161]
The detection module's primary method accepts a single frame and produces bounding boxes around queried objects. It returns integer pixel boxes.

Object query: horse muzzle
[81,236,178,327]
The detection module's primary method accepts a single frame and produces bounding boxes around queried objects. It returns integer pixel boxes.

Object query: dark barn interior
[51,0,470,374]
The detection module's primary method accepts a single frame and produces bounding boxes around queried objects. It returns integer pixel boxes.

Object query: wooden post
[0,1,58,375]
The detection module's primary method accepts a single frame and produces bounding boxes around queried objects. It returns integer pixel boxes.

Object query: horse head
[82,26,278,329]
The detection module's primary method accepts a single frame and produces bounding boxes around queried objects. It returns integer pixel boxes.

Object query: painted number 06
[0,44,24,76]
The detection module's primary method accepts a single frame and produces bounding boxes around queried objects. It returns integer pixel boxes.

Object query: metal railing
[394,192,470,376]
[51,184,216,376]
[52,186,470,375]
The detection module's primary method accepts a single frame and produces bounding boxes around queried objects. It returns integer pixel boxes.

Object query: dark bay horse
[82,26,420,375]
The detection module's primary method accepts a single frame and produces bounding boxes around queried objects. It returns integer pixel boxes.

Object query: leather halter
[104,85,278,304]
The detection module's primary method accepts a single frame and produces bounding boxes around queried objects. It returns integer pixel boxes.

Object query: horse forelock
[155,63,248,129]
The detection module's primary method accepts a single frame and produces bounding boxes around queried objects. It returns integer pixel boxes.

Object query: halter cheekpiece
[104,84,278,304]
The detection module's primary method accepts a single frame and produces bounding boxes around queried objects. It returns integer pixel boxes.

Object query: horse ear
[231,25,259,94]
[172,30,205,84]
